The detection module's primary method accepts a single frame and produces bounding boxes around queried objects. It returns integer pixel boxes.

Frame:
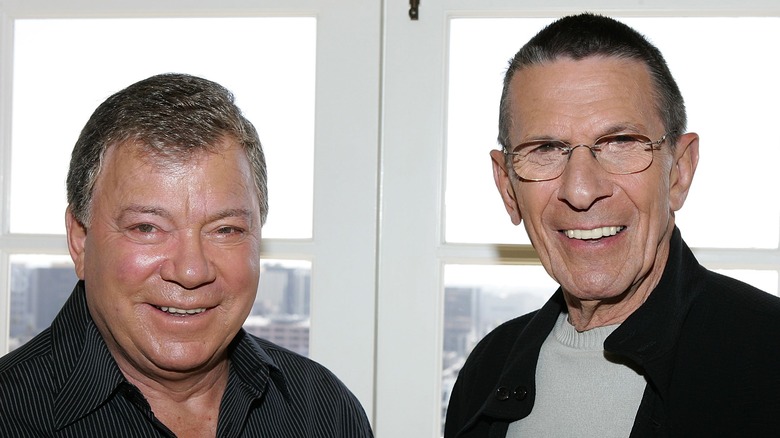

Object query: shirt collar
[225,329,290,401]
[50,282,290,429]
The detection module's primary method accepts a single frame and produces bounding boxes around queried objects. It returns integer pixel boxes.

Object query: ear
[669,132,699,212]
[490,149,522,225]
[66,207,88,280]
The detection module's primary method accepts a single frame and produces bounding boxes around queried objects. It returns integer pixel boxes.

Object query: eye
[532,142,564,153]
[598,134,643,147]
[210,225,249,244]
[516,141,566,156]
[124,223,168,244]
[216,226,243,235]
[133,223,158,233]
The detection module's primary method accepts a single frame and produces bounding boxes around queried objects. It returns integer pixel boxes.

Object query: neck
[564,291,649,331]
[564,231,673,331]
[120,359,229,437]
[121,358,230,403]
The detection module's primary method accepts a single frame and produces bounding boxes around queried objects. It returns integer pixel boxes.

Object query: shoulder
[675,267,780,377]
[245,334,368,409]
[0,329,55,385]
[673,268,780,359]
[0,330,57,434]
[462,287,566,372]
[464,311,539,372]
[444,307,550,438]
[249,335,349,389]
[448,311,537,402]
[695,269,780,326]
[241,334,373,435]
[665,270,780,433]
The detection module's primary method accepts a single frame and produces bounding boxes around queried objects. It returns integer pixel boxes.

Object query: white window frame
[377,1,780,436]
[4,1,780,436]
[0,0,380,423]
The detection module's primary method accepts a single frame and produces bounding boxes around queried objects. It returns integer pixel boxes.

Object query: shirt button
[514,385,528,400]
[495,386,510,401]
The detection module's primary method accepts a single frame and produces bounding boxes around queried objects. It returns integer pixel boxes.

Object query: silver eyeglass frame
[504,132,675,182]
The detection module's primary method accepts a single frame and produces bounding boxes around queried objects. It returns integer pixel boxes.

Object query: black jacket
[445,228,780,437]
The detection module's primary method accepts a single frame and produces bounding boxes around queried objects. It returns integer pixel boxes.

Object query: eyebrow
[522,123,650,143]
[597,123,648,137]
[117,205,172,221]
[207,208,256,225]
[116,206,256,225]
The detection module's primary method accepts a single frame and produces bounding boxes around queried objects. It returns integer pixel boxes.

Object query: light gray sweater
[507,312,646,438]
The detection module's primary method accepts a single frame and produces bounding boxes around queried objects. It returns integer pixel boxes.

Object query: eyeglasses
[505,132,673,182]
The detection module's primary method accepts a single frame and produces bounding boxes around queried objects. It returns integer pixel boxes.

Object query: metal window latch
[409,0,420,20]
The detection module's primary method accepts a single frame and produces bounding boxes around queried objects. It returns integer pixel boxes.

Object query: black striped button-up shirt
[0,282,373,437]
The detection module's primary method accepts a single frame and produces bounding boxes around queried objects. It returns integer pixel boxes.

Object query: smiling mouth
[564,226,625,240]
[154,305,208,316]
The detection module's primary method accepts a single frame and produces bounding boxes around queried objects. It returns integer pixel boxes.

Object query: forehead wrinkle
[589,123,653,141]
[207,208,257,226]
[522,122,650,144]
[511,57,661,144]
[115,204,172,222]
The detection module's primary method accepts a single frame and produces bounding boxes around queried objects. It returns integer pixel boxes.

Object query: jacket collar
[605,226,704,399]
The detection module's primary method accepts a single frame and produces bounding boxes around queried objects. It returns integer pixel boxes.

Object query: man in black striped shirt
[0,73,373,437]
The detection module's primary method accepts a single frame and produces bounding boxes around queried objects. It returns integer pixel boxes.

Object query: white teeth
[158,306,206,315]
[565,226,624,240]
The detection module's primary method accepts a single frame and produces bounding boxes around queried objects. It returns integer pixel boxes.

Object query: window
[3,1,780,436]
[11,17,315,238]
[0,0,380,422]
[378,5,780,437]
[440,14,780,434]
[8,16,317,353]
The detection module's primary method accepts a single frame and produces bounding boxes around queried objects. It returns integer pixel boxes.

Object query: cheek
[517,185,556,228]
[623,177,673,238]
[121,252,167,280]
[207,238,261,277]
[227,248,261,286]
[644,174,672,217]
[88,241,167,284]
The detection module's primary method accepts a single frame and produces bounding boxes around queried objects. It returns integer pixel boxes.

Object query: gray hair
[66,73,268,226]
[498,13,686,150]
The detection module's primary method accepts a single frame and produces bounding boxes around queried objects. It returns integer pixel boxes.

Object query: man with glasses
[445,13,780,438]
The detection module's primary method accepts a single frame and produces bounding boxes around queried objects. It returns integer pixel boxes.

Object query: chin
[563,283,634,303]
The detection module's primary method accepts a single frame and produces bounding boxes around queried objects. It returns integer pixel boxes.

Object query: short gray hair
[66,73,268,226]
[498,13,686,151]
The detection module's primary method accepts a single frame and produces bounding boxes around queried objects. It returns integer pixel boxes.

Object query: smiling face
[66,138,262,379]
[491,56,698,323]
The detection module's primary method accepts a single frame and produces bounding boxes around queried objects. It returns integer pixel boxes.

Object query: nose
[160,229,216,289]
[556,146,613,210]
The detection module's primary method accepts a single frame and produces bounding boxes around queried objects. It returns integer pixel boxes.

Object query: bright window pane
[248,260,312,356]
[9,255,77,351]
[11,17,315,238]
[445,17,780,248]
[445,18,550,245]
